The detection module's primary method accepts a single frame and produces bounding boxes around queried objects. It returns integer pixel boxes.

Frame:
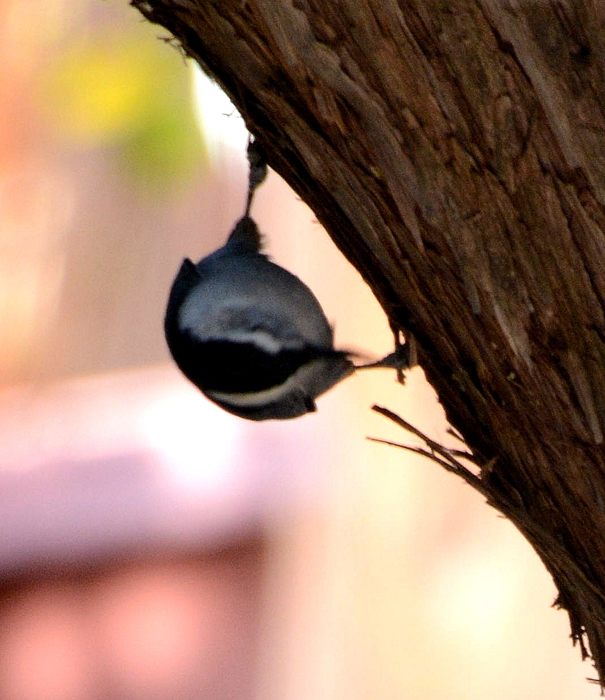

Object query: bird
[164,139,407,420]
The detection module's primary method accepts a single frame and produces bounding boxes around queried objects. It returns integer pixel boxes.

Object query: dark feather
[225,216,262,254]
[177,336,345,394]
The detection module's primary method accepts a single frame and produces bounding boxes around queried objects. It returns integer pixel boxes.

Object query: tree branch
[131,0,605,686]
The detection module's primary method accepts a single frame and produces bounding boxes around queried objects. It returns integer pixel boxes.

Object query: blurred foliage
[38,19,207,191]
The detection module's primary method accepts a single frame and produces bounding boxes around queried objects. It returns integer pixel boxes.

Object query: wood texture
[131,0,605,685]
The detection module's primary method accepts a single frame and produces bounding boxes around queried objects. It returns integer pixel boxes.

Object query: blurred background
[0,1,600,698]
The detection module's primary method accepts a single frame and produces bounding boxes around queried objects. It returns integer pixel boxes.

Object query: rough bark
[131,0,605,685]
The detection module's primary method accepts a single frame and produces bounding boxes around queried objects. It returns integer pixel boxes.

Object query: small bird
[164,139,407,420]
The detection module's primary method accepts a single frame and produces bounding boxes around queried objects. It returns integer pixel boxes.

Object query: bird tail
[226,216,263,253]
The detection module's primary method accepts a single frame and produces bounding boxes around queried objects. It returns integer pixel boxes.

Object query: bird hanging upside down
[164,139,408,420]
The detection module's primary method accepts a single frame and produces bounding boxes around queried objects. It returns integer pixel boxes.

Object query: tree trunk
[131,0,605,686]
